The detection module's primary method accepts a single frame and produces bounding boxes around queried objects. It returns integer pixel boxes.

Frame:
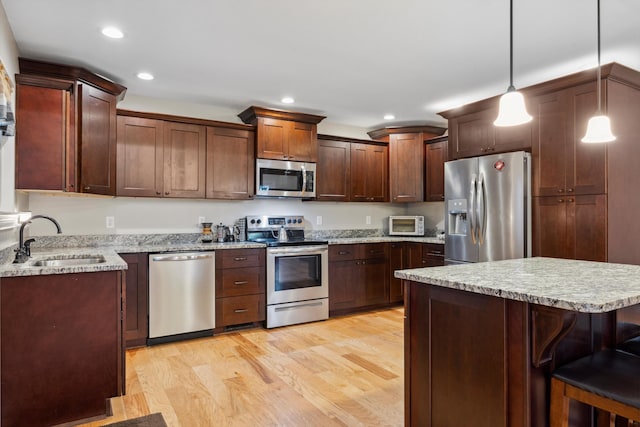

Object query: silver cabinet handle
[234,281,249,285]
[234,257,247,261]
[234,309,249,313]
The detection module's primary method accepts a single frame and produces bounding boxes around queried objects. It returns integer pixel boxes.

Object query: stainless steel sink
[33,255,106,267]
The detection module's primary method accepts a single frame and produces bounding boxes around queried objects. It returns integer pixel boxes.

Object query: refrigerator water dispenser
[447,199,468,236]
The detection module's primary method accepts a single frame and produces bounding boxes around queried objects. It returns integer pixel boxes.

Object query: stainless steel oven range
[246,215,328,328]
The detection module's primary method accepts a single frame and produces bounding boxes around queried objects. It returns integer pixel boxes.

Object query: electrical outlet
[365,215,371,225]
[198,216,205,224]
[106,216,115,229]
[316,216,322,225]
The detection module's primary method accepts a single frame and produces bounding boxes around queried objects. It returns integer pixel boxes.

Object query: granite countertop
[328,236,444,245]
[395,257,640,313]
[0,232,443,278]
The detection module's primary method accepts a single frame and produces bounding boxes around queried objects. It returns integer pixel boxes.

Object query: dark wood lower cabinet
[215,248,266,329]
[390,242,444,304]
[329,243,389,314]
[405,281,621,427]
[120,253,149,348]
[1,271,124,426]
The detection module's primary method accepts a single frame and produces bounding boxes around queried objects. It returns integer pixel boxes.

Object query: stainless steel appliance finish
[444,151,531,264]
[256,158,316,198]
[148,252,215,344]
[266,245,329,328]
[246,214,329,328]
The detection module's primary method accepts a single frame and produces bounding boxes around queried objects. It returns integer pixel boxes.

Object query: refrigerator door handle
[478,173,486,245]
[469,175,477,244]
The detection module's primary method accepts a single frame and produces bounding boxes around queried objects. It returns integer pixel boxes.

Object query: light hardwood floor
[81,307,404,427]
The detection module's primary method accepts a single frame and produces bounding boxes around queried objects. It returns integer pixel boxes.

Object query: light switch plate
[366,215,371,225]
[106,216,115,229]
[316,216,322,225]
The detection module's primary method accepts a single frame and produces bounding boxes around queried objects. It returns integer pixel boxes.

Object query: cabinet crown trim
[367,125,447,140]
[117,109,255,131]
[19,57,127,100]
[238,105,326,125]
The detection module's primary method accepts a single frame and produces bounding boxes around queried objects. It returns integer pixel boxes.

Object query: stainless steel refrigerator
[444,151,531,264]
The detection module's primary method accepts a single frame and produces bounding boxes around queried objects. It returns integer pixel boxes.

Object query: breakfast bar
[395,257,640,427]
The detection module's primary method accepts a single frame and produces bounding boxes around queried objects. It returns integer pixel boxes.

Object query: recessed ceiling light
[281,97,295,104]
[101,26,124,39]
[384,114,395,120]
[137,72,154,81]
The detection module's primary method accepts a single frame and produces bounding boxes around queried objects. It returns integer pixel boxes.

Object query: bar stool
[550,349,640,427]
[619,336,640,356]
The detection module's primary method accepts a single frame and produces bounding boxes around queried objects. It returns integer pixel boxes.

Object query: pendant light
[494,0,532,127]
[581,0,616,143]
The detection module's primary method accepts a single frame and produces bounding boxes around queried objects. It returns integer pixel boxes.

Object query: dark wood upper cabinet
[350,142,388,202]
[441,107,532,160]
[206,126,255,200]
[163,122,207,198]
[238,106,325,162]
[389,133,424,203]
[316,138,351,201]
[116,117,207,198]
[425,136,447,202]
[367,126,446,203]
[15,59,125,195]
[79,84,117,195]
[116,116,164,197]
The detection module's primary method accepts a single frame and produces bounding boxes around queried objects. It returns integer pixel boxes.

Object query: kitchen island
[395,257,640,427]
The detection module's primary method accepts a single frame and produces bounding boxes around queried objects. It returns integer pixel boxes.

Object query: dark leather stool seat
[619,336,640,357]
[550,349,640,427]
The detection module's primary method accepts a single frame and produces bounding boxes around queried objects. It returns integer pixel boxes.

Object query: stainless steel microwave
[256,158,316,198]
[388,215,425,236]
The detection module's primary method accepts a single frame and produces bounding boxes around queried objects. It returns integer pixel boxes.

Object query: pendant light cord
[509,0,515,90]
[596,0,602,112]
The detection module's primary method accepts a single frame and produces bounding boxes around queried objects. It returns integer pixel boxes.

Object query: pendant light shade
[494,0,532,127]
[495,87,532,126]
[582,115,616,143]
[581,0,615,143]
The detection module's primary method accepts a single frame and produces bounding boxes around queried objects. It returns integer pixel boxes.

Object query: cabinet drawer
[329,244,358,261]
[219,266,264,297]
[217,249,264,269]
[217,294,265,326]
[362,243,388,259]
[424,243,444,256]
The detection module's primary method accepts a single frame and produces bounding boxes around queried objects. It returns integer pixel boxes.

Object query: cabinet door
[389,242,405,303]
[531,91,570,197]
[532,196,571,259]
[15,78,76,191]
[316,139,350,201]
[361,257,389,306]
[287,121,317,162]
[329,260,360,311]
[405,242,424,268]
[494,121,532,154]
[116,116,164,197]
[365,144,388,202]
[390,133,424,203]
[206,127,255,199]
[119,253,149,348]
[163,122,206,198]
[571,194,607,262]
[449,109,495,159]
[79,85,117,195]
[256,117,287,160]
[350,143,369,201]
[425,140,447,201]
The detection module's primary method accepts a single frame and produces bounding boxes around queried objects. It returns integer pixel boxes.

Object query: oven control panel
[246,215,305,230]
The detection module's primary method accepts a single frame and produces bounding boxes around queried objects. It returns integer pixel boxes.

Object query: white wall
[0,2,20,249]
[27,193,410,236]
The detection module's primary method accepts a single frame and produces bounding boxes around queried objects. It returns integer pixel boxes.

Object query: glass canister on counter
[201,222,213,243]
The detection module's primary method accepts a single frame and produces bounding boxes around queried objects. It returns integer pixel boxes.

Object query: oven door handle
[274,301,324,312]
[267,246,328,255]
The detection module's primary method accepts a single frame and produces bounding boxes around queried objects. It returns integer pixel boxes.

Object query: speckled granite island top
[395,257,640,313]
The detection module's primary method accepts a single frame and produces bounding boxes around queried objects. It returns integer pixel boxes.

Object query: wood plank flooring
[81,307,404,427]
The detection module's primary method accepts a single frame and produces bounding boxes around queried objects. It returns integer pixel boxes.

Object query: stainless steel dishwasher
[148,251,215,345]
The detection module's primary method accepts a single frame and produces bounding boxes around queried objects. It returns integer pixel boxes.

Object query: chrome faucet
[13,215,62,263]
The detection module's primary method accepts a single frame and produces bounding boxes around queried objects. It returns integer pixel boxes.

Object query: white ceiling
[2,0,639,130]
